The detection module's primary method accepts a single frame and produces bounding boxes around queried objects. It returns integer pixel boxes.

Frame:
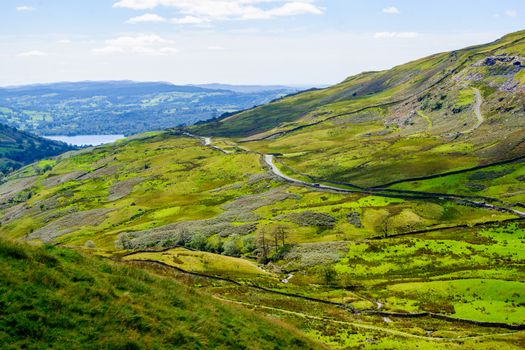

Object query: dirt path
[463,88,484,134]
[212,296,518,342]
[416,110,433,131]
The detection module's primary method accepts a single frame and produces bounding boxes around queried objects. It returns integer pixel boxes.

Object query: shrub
[0,240,28,260]
[223,236,241,257]
[284,211,336,228]
[85,240,97,249]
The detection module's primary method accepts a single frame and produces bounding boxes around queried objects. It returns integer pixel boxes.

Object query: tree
[256,229,270,263]
[267,225,288,251]
[321,265,337,285]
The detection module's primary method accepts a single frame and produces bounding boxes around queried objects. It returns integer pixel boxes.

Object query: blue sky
[1,0,524,86]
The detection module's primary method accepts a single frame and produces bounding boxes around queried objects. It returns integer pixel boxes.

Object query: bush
[223,236,241,257]
[284,211,336,228]
[0,240,28,260]
[85,240,97,249]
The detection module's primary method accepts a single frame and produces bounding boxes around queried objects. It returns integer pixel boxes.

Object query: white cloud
[505,10,518,17]
[57,39,72,44]
[374,32,419,39]
[127,13,167,23]
[92,34,178,56]
[171,16,210,24]
[113,0,324,23]
[267,2,323,17]
[382,6,400,15]
[17,50,47,57]
[16,5,35,11]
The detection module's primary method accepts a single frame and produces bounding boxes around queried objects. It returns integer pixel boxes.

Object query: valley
[1,29,525,349]
[0,81,296,136]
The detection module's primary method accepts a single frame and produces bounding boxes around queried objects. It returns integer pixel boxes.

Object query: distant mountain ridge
[0,81,297,136]
[0,81,210,95]
[190,83,300,93]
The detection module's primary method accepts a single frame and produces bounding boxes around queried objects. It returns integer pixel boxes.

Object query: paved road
[191,134,525,218]
[184,132,229,153]
[264,156,525,217]
[263,154,354,193]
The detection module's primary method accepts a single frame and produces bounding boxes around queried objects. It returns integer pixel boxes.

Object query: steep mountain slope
[0,238,318,349]
[0,81,295,136]
[193,30,525,137]
[0,123,73,175]
[191,30,525,187]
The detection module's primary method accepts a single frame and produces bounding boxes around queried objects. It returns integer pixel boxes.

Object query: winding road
[263,154,525,217]
[184,132,230,153]
[264,154,355,193]
[185,133,525,218]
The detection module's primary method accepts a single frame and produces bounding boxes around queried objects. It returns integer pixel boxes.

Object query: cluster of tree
[168,224,290,263]
[255,225,289,263]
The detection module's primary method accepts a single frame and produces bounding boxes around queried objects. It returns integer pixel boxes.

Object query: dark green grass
[0,239,319,350]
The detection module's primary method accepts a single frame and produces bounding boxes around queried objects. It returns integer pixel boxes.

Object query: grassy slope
[191,30,525,187]
[0,132,511,249]
[193,30,525,137]
[0,131,524,348]
[2,31,525,349]
[0,238,319,350]
[0,123,73,175]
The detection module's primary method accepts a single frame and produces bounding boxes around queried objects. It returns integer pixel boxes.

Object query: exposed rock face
[475,55,522,67]
[463,55,525,92]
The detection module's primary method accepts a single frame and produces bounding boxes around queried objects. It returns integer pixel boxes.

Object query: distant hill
[0,81,297,136]
[0,123,73,175]
[191,83,299,93]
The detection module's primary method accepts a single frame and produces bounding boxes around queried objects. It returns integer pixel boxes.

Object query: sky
[1,0,524,86]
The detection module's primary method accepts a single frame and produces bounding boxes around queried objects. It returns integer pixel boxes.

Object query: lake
[44,134,126,147]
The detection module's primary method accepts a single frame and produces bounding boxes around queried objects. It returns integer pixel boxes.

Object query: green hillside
[0,123,73,176]
[1,131,524,348]
[193,30,525,137]
[0,238,319,349]
[2,31,525,349]
[191,30,525,187]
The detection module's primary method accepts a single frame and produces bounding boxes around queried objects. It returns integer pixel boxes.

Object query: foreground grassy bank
[0,239,320,350]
